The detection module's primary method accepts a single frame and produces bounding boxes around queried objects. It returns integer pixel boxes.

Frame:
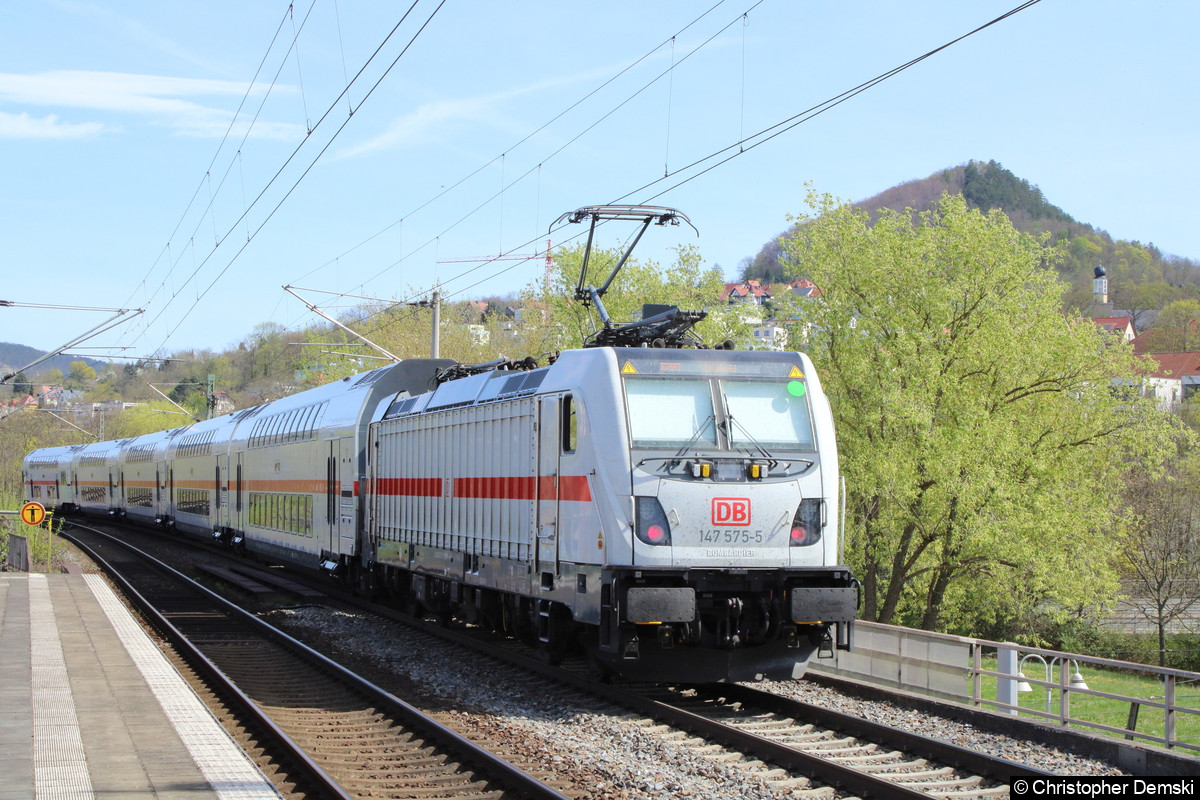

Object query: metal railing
[978,639,1200,753]
[809,620,1200,752]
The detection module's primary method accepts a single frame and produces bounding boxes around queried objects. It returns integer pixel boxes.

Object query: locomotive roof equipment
[556,204,712,350]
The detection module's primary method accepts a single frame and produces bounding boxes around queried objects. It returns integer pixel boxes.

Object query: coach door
[336,438,356,554]
[325,441,338,555]
[535,397,561,580]
[233,452,244,533]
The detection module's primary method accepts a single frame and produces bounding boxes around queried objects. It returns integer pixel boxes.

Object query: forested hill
[0,342,105,381]
[742,160,1200,315]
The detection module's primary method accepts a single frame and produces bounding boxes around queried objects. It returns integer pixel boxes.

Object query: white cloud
[337,66,618,160]
[44,0,225,75]
[0,70,302,140]
[0,111,105,139]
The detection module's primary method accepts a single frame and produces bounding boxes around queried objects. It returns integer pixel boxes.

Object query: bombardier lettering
[703,548,756,559]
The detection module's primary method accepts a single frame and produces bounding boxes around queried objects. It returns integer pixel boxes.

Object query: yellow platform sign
[20,501,46,526]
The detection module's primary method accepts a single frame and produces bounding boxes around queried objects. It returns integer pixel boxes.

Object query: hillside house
[212,390,236,416]
[1092,316,1135,342]
[785,279,822,299]
[721,280,771,306]
[749,321,789,350]
[72,400,143,426]
[1135,352,1200,412]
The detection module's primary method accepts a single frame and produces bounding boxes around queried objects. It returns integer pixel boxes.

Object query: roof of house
[721,280,771,302]
[1093,316,1134,336]
[1141,352,1200,380]
[785,279,822,298]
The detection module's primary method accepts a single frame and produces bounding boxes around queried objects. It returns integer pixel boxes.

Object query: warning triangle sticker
[789,365,805,379]
[622,361,638,375]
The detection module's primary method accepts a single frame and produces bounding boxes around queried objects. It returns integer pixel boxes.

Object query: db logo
[712,497,751,526]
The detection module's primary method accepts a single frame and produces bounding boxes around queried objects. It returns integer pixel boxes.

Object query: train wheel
[586,653,612,683]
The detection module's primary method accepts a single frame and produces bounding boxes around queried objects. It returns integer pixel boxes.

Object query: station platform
[0,571,281,800]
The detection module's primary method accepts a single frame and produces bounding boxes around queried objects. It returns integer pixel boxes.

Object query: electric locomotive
[364,206,856,681]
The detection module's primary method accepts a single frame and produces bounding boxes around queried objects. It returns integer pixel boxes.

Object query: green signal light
[787,380,806,397]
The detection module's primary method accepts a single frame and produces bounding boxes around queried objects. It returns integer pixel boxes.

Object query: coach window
[562,395,577,454]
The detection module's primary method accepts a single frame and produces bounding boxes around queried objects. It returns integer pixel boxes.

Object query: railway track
[62,524,570,800]
[68,520,1071,799]
[418,621,1054,799]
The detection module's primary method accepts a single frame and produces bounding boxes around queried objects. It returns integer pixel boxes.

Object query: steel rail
[61,525,353,800]
[709,682,1054,782]
[63,523,570,800]
[80,516,1079,798]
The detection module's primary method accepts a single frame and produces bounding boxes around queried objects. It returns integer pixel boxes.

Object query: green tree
[1140,299,1200,353]
[105,401,196,439]
[11,371,31,396]
[0,411,91,497]
[62,360,96,391]
[779,191,1173,634]
[1123,449,1200,667]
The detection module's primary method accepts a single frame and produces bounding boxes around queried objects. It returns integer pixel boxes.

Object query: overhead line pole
[284,285,402,362]
[284,285,441,360]
[0,306,144,385]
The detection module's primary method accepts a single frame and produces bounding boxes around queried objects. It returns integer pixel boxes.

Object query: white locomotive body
[367,346,855,681]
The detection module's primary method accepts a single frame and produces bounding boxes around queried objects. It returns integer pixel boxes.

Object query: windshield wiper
[723,411,817,474]
[725,414,776,461]
[670,414,717,462]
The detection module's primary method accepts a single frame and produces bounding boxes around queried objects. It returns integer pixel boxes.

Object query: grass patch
[1,493,67,572]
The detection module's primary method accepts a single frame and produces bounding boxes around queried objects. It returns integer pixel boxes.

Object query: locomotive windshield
[624,376,815,451]
[626,378,718,448]
[722,379,815,450]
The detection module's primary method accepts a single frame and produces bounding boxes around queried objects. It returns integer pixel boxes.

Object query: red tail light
[790,499,823,547]
[635,497,672,546]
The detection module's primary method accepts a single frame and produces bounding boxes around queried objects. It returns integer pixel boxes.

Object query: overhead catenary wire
[621,0,1046,206]
[129,0,1043,363]
[288,0,744,294]
[138,0,448,356]
[132,0,391,341]
[119,3,309,320]
[339,1,763,318]
[139,1,746,347]
[371,0,1049,319]
[112,0,435,353]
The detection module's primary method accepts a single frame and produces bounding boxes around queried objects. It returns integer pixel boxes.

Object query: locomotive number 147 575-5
[698,529,766,545]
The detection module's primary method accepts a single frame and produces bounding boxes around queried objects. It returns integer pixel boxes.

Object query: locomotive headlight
[789,498,824,547]
[635,497,672,546]
[747,462,768,480]
[688,461,711,479]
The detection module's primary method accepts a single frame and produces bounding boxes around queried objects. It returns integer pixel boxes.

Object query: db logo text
[712,498,751,526]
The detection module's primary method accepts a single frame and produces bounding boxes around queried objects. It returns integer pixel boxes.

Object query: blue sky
[3,0,1197,356]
